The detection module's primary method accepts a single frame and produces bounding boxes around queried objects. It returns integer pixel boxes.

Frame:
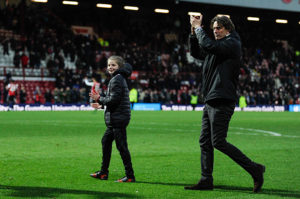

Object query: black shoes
[115,176,136,183]
[90,171,108,180]
[184,179,213,190]
[185,164,265,192]
[252,164,266,193]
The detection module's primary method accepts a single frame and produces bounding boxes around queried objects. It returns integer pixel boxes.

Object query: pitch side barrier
[131,103,286,112]
[0,104,95,112]
[161,104,287,112]
[0,103,292,112]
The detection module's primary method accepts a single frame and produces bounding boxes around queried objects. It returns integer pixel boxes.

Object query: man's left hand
[190,14,203,29]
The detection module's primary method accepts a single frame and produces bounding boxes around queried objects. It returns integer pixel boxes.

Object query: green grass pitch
[0,111,300,199]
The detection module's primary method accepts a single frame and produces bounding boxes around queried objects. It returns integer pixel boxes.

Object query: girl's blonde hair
[108,55,125,68]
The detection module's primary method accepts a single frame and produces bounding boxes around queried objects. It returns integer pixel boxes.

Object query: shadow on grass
[137,181,300,198]
[215,185,300,198]
[0,184,139,198]
[136,181,190,186]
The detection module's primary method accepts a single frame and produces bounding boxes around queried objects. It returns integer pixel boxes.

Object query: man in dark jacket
[185,15,265,192]
[89,56,135,182]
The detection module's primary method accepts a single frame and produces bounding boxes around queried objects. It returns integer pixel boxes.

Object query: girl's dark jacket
[189,28,242,103]
[98,64,132,128]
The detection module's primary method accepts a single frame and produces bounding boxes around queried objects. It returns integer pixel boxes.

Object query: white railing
[0,67,50,77]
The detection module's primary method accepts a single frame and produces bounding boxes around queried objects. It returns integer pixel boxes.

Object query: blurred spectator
[143,89,151,103]
[239,93,247,111]
[19,85,27,104]
[21,53,29,68]
[6,79,18,106]
[64,86,72,104]
[180,88,189,105]
[129,87,138,107]
[170,89,178,104]
[2,39,9,55]
[13,51,21,68]
[2,86,8,104]
[190,91,198,110]
[59,88,65,103]
[151,90,159,103]
[53,88,60,103]
[70,86,80,104]
[79,87,87,104]
[33,86,41,104]
[44,88,53,104]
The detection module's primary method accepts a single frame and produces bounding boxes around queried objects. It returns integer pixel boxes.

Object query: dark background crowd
[0,0,300,106]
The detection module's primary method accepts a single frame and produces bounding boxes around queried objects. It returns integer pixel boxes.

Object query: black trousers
[100,126,134,177]
[200,100,257,180]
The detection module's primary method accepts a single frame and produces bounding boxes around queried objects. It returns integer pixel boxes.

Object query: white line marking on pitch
[230,127,282,137]
[1,120,299,138]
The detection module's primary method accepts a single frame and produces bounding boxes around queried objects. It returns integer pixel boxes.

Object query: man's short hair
[210,16,235,32]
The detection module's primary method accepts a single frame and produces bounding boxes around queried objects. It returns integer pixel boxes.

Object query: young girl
[89,55,135,182]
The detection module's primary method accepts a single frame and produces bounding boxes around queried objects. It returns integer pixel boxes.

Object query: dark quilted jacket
[99,63,132,127]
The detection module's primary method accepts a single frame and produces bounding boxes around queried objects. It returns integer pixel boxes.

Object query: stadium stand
[0,1,299,105]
